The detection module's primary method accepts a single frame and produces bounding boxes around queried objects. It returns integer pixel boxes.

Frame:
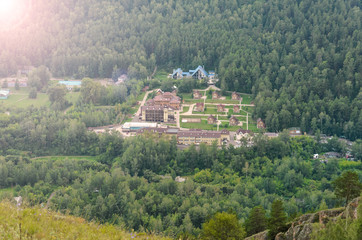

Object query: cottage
[208,115,217,124]
[217,104,225,112]
[212,91,221,99]
[236,129,254,140]
[229,116,239,126]
[195,102,205,112]
[193,90,202,99]
[171,66,212,80]
[257,118,266,129]
[231,92,241,100]
[288,127,302,136]
[233,105,240,113]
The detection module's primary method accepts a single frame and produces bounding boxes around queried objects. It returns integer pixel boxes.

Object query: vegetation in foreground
[0,201,169,240]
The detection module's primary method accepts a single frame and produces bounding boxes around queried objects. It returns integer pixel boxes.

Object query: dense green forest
[0,0,361,238]
[0,102,362,237]
[0,0,360,138]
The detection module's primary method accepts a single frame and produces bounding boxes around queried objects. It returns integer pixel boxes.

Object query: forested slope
[0,0,361,137]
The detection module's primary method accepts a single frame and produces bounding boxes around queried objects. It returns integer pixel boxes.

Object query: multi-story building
[141,105,175,123]
[177,129,230,146]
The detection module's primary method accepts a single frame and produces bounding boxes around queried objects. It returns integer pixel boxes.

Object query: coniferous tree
[268,199,288,240]
[245,205,267,237]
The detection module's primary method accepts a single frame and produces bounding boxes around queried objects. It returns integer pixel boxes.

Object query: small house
[208,115,217,124]
[233,105,240,113]
[288,127,302,136]
[217,104,225,112]
[231,92,241,100]
[193,90,202,99]
[257,118,265,129]
[212,91,221,99]
[229,116,239,126]
[195,102,205,112]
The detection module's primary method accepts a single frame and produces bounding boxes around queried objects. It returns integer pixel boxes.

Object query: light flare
[0,0,31,31]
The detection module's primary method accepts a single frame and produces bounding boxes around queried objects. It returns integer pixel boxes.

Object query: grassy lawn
[179,93,193,100]
[0,91,50,108]
[194,106,223,115]
[136,92,146,101]
[242,106,254,113]
[66,92,80,105]
[181,106,190,113]
[153,71,169,81]
[184,99,204,104]
[240,94,253,104]
[181,120,219,130]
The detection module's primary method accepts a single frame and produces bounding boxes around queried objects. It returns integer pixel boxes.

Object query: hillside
[0,200,169,240]
[0,0,361,138]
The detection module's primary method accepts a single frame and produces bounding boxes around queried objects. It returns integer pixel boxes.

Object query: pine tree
[245,206,267,237]
[268,199,287,240]
[332,171,362,206]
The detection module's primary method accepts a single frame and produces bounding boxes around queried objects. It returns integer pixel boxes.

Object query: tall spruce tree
[245,206,267,237]
[268,200,288,240]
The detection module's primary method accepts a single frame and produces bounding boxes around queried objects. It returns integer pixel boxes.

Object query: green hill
[0,201,169,240]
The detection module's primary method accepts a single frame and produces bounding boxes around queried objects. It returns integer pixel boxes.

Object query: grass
[66,92,80,105]
[240,94,253,104]
[181,120,219,130]
[0,201,169,240]
[181,106,190,113]
[136,92,146,101]
[153,70,170,81]
[0,88,81,109]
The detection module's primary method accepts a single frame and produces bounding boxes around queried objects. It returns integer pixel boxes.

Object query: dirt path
[134,90,155,121]
[180,103,195,115]
[45,191,57,209]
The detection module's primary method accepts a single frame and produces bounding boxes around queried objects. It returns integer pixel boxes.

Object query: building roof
[137,127,179,135]
[236,129,253,135]
[122,122,157,129]
[178,130,221,139]
[191,65,208,77]
[142,105,165,111]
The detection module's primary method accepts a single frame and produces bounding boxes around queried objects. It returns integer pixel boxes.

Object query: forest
[0,100,362,238]
[0,0,361,138]
[0,0,361,239]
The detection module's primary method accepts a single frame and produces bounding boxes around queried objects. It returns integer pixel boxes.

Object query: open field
[0,88,81,109]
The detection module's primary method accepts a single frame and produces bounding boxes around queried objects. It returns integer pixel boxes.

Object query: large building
[137,128,230,146]
[177,129,230,146]
[146,91,181,110]
[170,66,215,80]
[141,105,175,123]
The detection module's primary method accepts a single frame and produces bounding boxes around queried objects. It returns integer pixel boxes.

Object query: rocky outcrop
[246,197,360,240]
[245,230,268,240]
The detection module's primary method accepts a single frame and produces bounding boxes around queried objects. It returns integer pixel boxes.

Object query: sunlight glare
[0,0,16,16]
